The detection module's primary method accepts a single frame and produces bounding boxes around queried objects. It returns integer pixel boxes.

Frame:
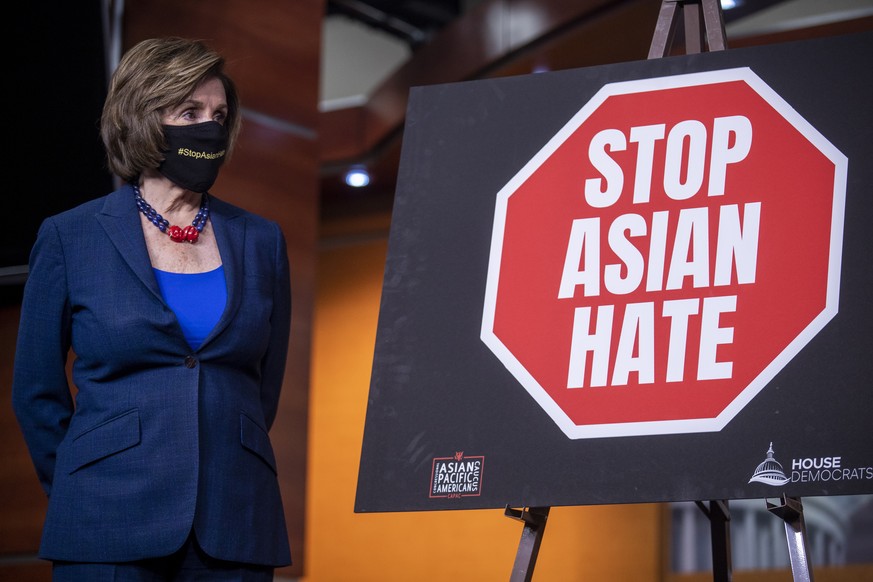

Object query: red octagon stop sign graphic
[481,68,847,439]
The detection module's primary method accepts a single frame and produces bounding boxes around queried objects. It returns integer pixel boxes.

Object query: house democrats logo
[749,442,789,485]
[429,452,484,499]
[749,442,873,487]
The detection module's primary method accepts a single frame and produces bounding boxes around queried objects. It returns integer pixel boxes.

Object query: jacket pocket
[240,411,277,474]
[68,409,141,473]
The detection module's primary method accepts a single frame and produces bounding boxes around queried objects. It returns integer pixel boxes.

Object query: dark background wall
[5,2,113,281]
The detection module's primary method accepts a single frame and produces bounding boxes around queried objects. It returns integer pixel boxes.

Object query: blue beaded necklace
[133,184,209,243]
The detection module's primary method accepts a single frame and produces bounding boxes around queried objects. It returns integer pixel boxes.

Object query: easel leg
[649,0,681,58]
[766,496,815,582]
[505,506,550,582]
[701,0,727,50]
[648,0,728,58]
[684,1,705,54]
[695,499,732,582]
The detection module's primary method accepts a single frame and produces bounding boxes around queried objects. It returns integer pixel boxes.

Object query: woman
[12,37,292,580]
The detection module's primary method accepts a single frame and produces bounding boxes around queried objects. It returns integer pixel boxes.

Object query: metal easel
[502,4,729,580]
[695,499,733,582]
[649,2,733,579]
[767,496,815,582]
[503,3,813,581]
[649,4,815,581]
[694,496,815,582]
[648,0,727,58]
[505,506,550,582]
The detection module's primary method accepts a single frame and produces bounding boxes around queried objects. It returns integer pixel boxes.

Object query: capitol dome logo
[749,442,790,486]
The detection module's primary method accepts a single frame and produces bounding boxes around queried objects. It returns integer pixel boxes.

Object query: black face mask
[159,121,228,192]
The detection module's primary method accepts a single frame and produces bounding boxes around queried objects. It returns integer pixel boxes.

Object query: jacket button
[184,355,198,368]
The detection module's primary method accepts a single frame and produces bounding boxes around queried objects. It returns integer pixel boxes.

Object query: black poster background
[355,32,873,513]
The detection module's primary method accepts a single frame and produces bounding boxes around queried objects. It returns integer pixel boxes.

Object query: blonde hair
[100,37,241,182]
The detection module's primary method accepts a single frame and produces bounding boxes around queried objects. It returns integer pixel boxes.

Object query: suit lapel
[204,195,245,348]
[95,184,163,301]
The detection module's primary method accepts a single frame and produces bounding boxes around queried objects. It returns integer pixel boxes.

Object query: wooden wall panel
[0,304,47,556]
[0,561,51,582]
[319,105,366,162]
[318,0,664,224]
[122,0,323,129]
[320,0,638,165]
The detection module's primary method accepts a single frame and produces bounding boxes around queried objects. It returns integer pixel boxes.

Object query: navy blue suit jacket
[12,184,292,566]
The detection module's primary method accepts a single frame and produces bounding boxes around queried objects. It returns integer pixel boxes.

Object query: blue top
[153,265,227,350]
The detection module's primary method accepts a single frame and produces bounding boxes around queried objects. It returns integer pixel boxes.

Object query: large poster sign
[355,33,873,513]
[481,68,845,439]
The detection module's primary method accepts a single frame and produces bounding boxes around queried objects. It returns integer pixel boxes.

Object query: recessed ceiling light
[345,167,370,188]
